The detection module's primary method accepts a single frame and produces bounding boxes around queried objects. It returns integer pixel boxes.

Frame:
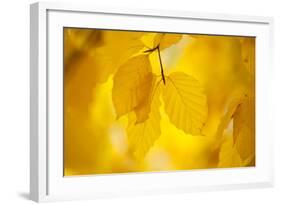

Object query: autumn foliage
[63,28,255,176]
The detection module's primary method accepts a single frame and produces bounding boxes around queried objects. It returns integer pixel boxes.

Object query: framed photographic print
[30,2,274,202]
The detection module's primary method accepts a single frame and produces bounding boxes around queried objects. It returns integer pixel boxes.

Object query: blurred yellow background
[63,28,255,176]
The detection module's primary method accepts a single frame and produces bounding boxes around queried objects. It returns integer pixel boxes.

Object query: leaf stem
[156,46,166,85]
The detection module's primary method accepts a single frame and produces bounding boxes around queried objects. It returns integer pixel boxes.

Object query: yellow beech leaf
[215,94,255,166]
[141,33,182,50]
[162,72,208,135]
[93,31,145,83]
[127,85,161,159]
[213,96,245,148]
[233,95,255,161]
[158,34,183,50]
[141,33,160,49]
[112,55,153,118]
[134,75,161,123]
[64,29,145,84]
[210,96,244,167]
[218,137,243,168]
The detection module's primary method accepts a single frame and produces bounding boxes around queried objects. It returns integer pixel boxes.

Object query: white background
[0,0,280,204]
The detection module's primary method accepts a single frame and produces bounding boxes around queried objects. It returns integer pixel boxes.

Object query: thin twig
[156,46,166,85]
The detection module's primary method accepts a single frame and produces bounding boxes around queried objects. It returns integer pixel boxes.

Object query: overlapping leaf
[141,33,182,50]
[134,75,160,123]
[216,94,255,166]
[93,31,145,83]
[233,95,255,162]
[218,137,243,168]
[64,29,145,84]
[127,85,162,159]
[162,72,208,135]
[155,33,183,50]
[112,55,153,119]
[214,96,245,144]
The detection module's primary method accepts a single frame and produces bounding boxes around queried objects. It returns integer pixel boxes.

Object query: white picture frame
[30,1,274,202]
